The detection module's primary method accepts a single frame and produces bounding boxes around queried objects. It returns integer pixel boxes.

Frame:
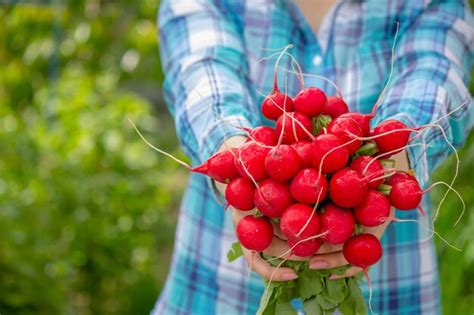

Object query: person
[153,0,474,314]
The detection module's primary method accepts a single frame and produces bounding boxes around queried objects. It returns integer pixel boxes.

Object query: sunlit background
[0,1,473,314]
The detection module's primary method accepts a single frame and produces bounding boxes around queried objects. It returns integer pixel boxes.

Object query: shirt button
[312,55,323,66]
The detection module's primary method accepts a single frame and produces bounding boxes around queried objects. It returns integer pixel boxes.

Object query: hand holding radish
[130,48,464,314]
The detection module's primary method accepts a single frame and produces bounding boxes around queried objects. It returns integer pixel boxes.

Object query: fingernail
[329,274,342,280]
[310,260,328,269]
[281,273,298,280]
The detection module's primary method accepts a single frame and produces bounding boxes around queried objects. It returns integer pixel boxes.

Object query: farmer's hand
[215,136,305,281]
[308,150,410,279]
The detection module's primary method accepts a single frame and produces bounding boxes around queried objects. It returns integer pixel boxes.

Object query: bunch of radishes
[189,80,427,274]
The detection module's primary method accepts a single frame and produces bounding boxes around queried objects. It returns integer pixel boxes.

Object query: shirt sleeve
[371,1,474,186]
[158,0,260,165]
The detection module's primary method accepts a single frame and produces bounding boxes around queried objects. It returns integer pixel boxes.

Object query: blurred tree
[0,1,188,314]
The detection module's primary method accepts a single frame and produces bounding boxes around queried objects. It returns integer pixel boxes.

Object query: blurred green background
[0,1,473,314]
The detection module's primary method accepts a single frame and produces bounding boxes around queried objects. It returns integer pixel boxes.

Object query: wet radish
[329,168,368,208]
[287,237,322,257]
[291,141,313,168]
[293,87,327,118]
[246,126,278,146]
[225,177,256,211]
[290,168,328,204]
[349,155,385,189]
[236,215,274,251]
[389,179,423,210]
[311,133,349,174]
[280,203,320,240]
[275,112,314,144]
[234,142,270,181]
[265,145,302,181]
[372,119,411,155]
[343,234,382,269]
[354,190,391,227]
[254,179,294,218]
[319,203,355,245]
[327,116,363,154]
[322,96,349,118]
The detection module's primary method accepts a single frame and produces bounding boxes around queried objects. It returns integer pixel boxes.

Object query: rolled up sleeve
[158,0,260,165]
[372,1,474,186]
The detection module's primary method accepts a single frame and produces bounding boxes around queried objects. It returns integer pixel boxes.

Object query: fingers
[263,237,309,261]
[309,250,348,270]
[316,242,343,254]
[231,208,250,226]
[244,249,298,281]
[329,266,363,280]
[271,221,286,240]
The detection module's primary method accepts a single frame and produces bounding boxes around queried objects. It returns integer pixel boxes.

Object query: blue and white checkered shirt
[153,1,474,314]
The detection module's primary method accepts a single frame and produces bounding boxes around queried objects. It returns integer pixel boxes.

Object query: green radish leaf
[226,242,243,262]
[379,158,396,169]
[331,265,349,276]
[339,278,368,315]
[303,297,322,315]
[298,270,323,299]
[257,284,275,315]
[353,142,378,157]
[319,115,332,128]
[275,300,297,315]
[323,307,338,315]
[377,184,392,196]
[261,300,276,315]
[322,278,346,304]
[316,293,337,310]
[278,284,297,302]
[316,268,330,277]
[355,223,364,234]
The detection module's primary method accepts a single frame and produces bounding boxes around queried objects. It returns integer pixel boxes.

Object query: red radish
[280,203,320,239]
[290,168,328,204]
[343,234,382,269]
[327,116,363,154]
[261,92,294,120]
[386,171,416,186]
[311,134,349,174]
[329,168,368,208]
[236,215,274,251]
[322,96,349,118]
[234,142,270,181]
[187,149,239,183]
[246,126,278,146]
[264,145,302,181]
[293,87,327,117]
[354,190,391,227]
[225,177,256,211]
[254,179,294,218]
[339,112,371,136]
[319,203,355,245]
[372,119,411,154]
[389,179,422,210]
[291,141,313,168]
[261,45,295,120]
[275,112,313,144]
[287,237,322,257]
[350,156,384,188]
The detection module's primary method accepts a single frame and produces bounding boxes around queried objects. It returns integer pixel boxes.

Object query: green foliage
[0,1,187,314]
[0,1,473,314]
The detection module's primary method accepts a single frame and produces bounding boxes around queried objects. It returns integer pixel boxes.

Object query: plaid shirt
[153,1,474,314]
